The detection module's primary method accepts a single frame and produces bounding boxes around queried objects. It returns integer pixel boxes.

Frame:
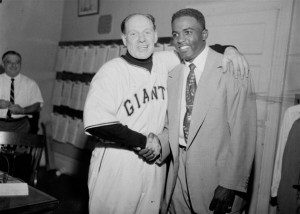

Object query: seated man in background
[0,50,43,133]
[0,50,44,182]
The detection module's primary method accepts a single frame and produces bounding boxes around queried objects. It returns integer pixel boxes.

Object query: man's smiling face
[3,54,21,77]
[122,14,158,59]
[172,16,207,62]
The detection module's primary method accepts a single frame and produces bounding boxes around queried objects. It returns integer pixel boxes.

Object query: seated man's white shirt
[0,73,44,119]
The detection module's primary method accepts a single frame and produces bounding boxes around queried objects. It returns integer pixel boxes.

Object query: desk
[0,185,59,214]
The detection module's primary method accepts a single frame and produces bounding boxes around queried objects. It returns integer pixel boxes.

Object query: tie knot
[11,78,14,83]
[189,63,196,71]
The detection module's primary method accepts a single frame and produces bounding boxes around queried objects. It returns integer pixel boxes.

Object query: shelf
[58,37,172,47]
[56,71,94,83]
[53,105,83,119]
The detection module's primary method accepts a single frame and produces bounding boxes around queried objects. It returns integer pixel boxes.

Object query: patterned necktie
[183,63,197,142]
[7,78,14,119]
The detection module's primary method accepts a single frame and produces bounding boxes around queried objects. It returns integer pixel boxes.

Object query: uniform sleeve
[219,73,257,193]
[84,61,147,148]
[209,44,235,54]
[84,62,121,129]
[156,51,181,71]
[85,124,147,149]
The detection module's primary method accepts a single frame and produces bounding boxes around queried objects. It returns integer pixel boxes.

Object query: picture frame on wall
[78,0,99,17]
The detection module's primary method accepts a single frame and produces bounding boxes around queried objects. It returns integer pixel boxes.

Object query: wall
[61,0,201,41]
[1,0,297,207]
[60,0,300,100]
[1,1,298,132]
[59,1,300,211]
[0,0,64,125]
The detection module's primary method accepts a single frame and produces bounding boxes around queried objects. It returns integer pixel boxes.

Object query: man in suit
[140,8,257,214]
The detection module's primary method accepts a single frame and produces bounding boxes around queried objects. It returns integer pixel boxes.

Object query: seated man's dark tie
[183,63,197,142]
[7,78,14,119]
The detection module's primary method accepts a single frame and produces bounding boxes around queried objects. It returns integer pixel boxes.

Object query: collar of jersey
[121,51,153,72]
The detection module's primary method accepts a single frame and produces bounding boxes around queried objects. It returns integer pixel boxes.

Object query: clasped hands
[0,99,24,114]
[136,132,161,163]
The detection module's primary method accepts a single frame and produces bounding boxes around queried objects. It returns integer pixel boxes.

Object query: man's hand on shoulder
[222,47,249,79]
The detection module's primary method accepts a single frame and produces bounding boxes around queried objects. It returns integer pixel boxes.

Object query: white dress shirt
[0,73,44,119]
[271,104,300,197]
[179,45,209,147]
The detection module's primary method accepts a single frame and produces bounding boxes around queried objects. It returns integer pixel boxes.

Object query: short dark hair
[121,13,156,34]
[2,50,22,63]
[172,8,206,29]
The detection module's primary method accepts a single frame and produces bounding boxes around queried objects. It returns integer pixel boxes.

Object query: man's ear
[202,29,208,41]
[0,64,4,74]
[121,34,127,46]
[154,31,158,44]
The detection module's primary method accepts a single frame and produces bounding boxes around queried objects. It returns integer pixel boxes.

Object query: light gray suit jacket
[159,48,257,213]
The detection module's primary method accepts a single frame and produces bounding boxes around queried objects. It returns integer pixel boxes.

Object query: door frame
[188,1,294,213]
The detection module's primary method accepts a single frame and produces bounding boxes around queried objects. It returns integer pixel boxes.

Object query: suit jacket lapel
[187,49,223,149]
[168,64,184,154]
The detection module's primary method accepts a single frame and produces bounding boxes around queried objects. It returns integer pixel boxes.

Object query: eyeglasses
[5,61,21,66]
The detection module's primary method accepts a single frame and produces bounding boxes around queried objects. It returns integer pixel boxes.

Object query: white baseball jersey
[84,51,179,214]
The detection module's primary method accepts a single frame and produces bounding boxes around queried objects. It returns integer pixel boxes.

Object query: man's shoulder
[169,63,185,77]
[205,48,224,72]
[208,47,223,60]
[18,74,39,87]
[102,57,123,67]
[92,57,129,81]
[154,50,176,58]
[154,51,179,62]
[19,73,34,82]
[95,57,124,73]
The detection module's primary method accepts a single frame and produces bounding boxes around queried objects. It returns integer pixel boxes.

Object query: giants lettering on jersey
[124,86,165,116]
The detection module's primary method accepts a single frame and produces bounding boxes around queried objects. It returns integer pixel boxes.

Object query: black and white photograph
[0,0,299,214]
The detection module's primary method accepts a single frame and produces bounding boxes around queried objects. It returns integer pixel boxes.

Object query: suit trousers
[0,117,30,133]
[169,146,247,214]
[170,146,195,214]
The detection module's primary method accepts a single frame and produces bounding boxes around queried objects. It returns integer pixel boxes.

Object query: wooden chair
[29,112,40,134]
[41,122,56,171]
[0,131,46,186]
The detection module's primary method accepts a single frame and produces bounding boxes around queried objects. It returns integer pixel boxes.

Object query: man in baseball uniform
[84,13,248,214]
